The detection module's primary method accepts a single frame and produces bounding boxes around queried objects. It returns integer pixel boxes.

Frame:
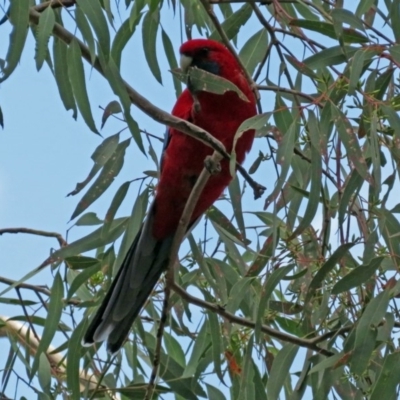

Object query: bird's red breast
[151,39,257,239]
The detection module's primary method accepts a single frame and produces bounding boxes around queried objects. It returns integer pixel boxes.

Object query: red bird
[83,39,257,353]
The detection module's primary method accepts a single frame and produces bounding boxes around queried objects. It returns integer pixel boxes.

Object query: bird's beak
[180,54,193,73]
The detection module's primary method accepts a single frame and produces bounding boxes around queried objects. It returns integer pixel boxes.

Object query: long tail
[82,207,173,354]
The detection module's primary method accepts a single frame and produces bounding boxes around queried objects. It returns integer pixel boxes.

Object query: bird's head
[179,39,238,77]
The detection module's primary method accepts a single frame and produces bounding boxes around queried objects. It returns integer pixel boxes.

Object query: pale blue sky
[1,1,392,398]
[0,5,276,398]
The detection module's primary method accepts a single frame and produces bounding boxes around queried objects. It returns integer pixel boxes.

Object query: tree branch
[0,227,67,247]
[28,7,265,199]
[171,281,334,356]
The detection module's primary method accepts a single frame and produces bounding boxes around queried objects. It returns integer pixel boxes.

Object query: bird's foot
[204,156,221,175]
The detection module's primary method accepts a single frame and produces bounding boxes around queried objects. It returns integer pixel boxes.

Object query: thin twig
[0,227,67,247]
[257,85,321,105]
[0,276,80,305]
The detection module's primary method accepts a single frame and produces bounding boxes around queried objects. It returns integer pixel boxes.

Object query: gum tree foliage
[1,0,400,399]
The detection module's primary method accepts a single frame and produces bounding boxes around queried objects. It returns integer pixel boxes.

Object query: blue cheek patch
[194,60,220,75]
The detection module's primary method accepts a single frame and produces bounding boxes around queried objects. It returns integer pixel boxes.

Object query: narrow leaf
[0,0,29,82]
[67,40,99,134]
[332,257,384,294]
[53,38,77,118]
[142,9,162,83]
[239,28,268,76]
[70,139,130,220]
[76,0,110,58]
[35,6,55,71]
[267,344,299,400]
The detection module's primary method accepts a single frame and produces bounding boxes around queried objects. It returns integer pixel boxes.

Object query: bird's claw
[204,156,221,175]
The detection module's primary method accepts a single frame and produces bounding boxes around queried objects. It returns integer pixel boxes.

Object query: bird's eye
[199,47,210,56]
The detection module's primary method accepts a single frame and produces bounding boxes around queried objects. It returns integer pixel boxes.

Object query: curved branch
[28,7,265,199]
[0,227,67,247]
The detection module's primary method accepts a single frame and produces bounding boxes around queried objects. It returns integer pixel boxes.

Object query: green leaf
[207,206,248,245]
[103,57,145,153]
[101,100,122,129]
[238,335,255,400]
[145,333,206,399]
[0,0,29,82]
[351,326,377,375]
[67,320,86,400]
[206,384,225,400]
[264,115,298,209]
[348,49,366,95]
[37,353,51,393]
[304,46,359,69]
[332,257,384,294]
[112,11,142,69]
[76,0,110,58]
[164,332,186,368]
[391,1,400,43]
[331,9,366,32]
[274,94,293,134]
[332,106,371,183]
[247,232,279,277]
[309,352,343,374]
[389,44,400,65]
[355,0,376,17]
[66,261,102,300]
[67,40,99,134]
[226,277,254,313]
[162,28,181,98]
[239,28,268,76]
[129,0,146,30]
[114,188,149,269]
[208,312,224,383]
[68,134,120,196]
[31,272,64,378]
[290,20,368,43]
[53,37,77,119]
[351,290,390,375]
[52,217,128,260]
[289,142,322,239]
[65,255,100,270]
[308,109,326,156]
[378,208,400,267]
[178,67,250,102]
[255,264,295,342]
[306,243,355,302]
[70,139,130,220]
[182,320,209,379]
[210,3,252,41]
[102,180,131,233]
[284,54,317,79]
[267,344,299,400]
[235,112,271,137]
[338,166,365,227]
[35,6,55,71]
[370,352,400,400]
[142,9,162,84]
[228,175,246,240]
[75,5,96,65]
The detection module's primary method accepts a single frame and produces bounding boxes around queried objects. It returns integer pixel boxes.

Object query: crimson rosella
[83,38,257,353]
